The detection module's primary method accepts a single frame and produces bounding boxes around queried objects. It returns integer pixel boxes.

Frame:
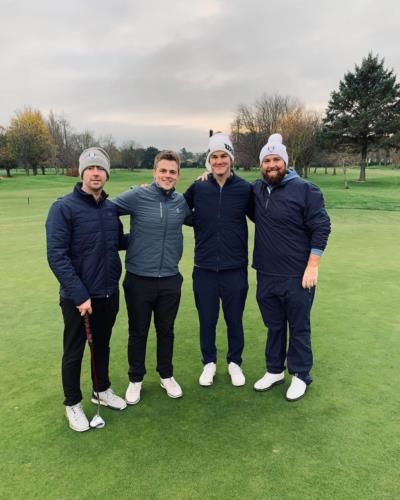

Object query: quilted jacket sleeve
[45,201,89,306]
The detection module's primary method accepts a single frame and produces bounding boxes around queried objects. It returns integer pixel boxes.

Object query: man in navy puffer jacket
[185,133,253,388]
[46,147,127,432]
[252,134,331,402]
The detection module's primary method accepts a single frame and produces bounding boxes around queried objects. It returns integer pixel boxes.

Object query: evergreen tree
[323,53,400,181]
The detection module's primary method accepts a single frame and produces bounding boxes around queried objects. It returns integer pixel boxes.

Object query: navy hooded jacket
[252,170,331,277]
[184,173,253,271]
[46,183,126,305]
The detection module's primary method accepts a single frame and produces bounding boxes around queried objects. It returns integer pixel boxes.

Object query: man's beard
[262,168,286,185]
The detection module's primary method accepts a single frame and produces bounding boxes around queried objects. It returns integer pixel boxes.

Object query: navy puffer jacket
[184,173,253,271]
[46,183,126,305]
[253,171,331,277]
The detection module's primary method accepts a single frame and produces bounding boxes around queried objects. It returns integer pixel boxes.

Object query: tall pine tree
[323,53,400,181]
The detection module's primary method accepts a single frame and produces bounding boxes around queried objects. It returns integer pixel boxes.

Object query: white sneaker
[125,382,142,405]
[286,376,307,402]
[91,387,127,410]
[160,377,183,399]
[228,362,245,387]
[65,403,90,432]
[253,371,285,391]
[199,362,217,386]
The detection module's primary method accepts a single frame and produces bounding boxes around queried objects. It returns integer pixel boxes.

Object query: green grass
[1,168,399,499]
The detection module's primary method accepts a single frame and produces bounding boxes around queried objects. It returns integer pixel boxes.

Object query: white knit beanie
[205,133,234,172]
[259,133,288,166]
[79,147,111,178]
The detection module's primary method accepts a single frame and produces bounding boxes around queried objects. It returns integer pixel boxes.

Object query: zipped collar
[208,171,235,187]
[152,181,176,198]
[75,182,108,205]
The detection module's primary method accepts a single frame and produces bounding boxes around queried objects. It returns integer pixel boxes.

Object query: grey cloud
[1,0,400,150]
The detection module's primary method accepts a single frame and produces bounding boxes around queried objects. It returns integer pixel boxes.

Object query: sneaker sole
[68,423,90,432]
[253,379,285,392]
[125,396,140,405]
[199,376,215,387]
[228,372,246,387]
[285,388,307,402]
[231,380,246,387]
[285,393,305,402]
[65,416,90,432]
[91,397,127,410]
[160,383,183,399]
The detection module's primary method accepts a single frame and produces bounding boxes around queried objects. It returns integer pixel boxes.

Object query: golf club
[84,314,105,429]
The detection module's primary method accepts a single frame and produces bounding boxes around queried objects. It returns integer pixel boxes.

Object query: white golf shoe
[65,402,90,432]
[286,376,307,402]
[199,362,217,386]
[125,382,142,405]
[228,362,245,387]
[253,371,285,391]
[160,377,183,399]
[91,387,127,410]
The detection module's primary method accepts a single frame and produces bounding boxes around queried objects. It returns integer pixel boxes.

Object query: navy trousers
[256,273,315,384]
[60,293,119,406]
[193,267,248,365]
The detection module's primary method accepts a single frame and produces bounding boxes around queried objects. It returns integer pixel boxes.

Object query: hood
[260,168,298,189]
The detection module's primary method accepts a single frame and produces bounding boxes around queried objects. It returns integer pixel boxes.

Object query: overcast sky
[1,0,400,151]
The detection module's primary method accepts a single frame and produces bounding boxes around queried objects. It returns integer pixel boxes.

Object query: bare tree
[231,94,300,169]
[71,130,97,151]
[279,109,321,176]
[47,112,79,173]
[99,134,121,167]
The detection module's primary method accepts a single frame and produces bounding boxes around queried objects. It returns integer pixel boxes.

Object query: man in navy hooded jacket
[253,134,331,402]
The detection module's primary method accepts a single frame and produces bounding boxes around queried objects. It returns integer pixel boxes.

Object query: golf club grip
[84,313,101,407]
[84,314,93,343]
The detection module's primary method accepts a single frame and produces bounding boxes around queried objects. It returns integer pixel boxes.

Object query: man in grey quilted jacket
[112,150,191,405]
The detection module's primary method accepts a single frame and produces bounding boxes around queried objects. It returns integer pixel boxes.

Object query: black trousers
[192,267,248,365]
[123,272,183,382]
[256,273,315,384]
[60,293,119,406]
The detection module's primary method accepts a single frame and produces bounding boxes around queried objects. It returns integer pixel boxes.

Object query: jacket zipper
[265,186,271,211]
[98,200,110,297]
[216,185,223,271]
[159,197,168,276]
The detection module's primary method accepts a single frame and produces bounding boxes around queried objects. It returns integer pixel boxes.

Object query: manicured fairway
[1,168,399,499]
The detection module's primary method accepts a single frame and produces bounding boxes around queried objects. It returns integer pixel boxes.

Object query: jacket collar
[260,168,298,189]
[209,171,235,186]
[75,182,108,204]
[151,181,176,198]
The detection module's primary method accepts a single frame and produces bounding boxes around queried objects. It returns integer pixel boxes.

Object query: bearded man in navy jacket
[253,134,331,401]
[184,133,253,388]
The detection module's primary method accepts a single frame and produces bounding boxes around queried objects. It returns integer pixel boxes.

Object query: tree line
[0,111,207,178]
[1,53,400,181]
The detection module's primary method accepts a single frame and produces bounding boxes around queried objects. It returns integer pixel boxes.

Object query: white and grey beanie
[205,132,234,172]
[79,147,111,178]
[259,133,288,166]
